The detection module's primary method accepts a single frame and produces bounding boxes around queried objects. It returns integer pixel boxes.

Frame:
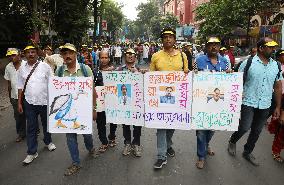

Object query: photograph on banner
[144,71,192,130]
[95,86,105,112]
[48,77,93,134]
[192,72,243,131]
[102,71,144,126]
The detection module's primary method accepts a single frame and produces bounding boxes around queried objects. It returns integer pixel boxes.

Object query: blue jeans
[66,133,94,165]
[196,130,215,160]
[229,105,270,154]
[157,129,175,160]
[24,100,51,155]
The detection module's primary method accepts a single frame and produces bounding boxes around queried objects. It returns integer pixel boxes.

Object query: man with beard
[150,28,189,169]
[228,37,282,166]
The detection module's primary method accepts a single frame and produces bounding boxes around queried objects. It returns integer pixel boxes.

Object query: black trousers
[96,112,117,145]
[122,124,142,146]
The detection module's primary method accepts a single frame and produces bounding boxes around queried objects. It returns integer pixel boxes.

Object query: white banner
[144,71,192,130]
[102,71,144,126]
[95,86,105,112]
[48,77,93,134]
[191,72,243,131]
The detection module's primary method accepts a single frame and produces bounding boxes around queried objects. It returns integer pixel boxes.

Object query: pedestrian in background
[4,48,26,142]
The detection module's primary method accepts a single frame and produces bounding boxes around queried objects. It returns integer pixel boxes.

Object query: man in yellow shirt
[151,28,189,169]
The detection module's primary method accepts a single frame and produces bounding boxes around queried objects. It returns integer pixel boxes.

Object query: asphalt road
[0,59,284,185]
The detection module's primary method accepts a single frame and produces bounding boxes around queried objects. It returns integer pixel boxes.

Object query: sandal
[108,140,117,147]
[196,160,205,169]
[98,144,108,153]
[64,164,81,176]
[207,147,215,156]
[272,153,284,163]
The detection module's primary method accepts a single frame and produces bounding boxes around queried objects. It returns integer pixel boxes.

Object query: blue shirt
[239,55,283,109]
[196,54,228,71]
[91,51,97,65]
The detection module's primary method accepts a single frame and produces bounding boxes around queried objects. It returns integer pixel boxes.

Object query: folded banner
[48,77,93,134]
[102,71,144,126]
[191,72,243,131]
[144,71,192,130]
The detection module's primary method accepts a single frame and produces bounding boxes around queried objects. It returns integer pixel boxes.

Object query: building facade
[163,0,209,25]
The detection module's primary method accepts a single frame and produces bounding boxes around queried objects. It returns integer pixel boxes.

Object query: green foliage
[195,0,282,39]
[123,0,179,41]
[100,0,124,39]
[51,0,90,45]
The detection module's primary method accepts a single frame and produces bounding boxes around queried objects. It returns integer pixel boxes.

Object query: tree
[50,0,90,45]
[195,0,282,40]
[100,0,124,42]
[127,0,179,41]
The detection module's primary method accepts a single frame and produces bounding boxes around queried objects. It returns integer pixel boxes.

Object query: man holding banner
[228,37,282,166]
[150,28,189,169]
[54,43,97,176]
[116,48,143,157]
[193,37,229,169]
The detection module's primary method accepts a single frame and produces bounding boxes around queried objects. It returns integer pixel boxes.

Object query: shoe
[227,141,236,156]
[153,159,167,169]
[23,153,38,165]
[207,146,215,156]
[108,140,117,147]
[98,144,108,153]
[242,153,259,166]
[46,143,56,151]
[167,147,175,157]
[132,145,142,157]
[122,144,132,156]
[64,164,81,176]
[16,136,24,142]
[196,160,205,169]
[89,148,99,158]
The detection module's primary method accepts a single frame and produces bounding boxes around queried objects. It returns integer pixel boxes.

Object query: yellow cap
[6,49,19,56]
[264,41,278,47]
[24,45,36,51]
[280,51,284,55]
[125,48,136,55]
[162,31,175,35]
[61,43,77,52]
[81,44,87,47]
[207,37,221,43]
[220,47,227,51]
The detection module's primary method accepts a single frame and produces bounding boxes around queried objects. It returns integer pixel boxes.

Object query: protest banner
[144,71,192,130]
[95,86,105,112]
[48,77,93,134]
[102,71,144,126]
[191,72,243,131]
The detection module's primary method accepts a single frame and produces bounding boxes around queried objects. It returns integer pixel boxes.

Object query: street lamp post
[93,0,102,44]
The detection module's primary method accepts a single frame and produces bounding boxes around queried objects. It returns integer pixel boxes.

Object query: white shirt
[17,61,52,105]
[114,46,122,58]
[44,54,64,71]
[4,62,24,99]
[143,45,149,58]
